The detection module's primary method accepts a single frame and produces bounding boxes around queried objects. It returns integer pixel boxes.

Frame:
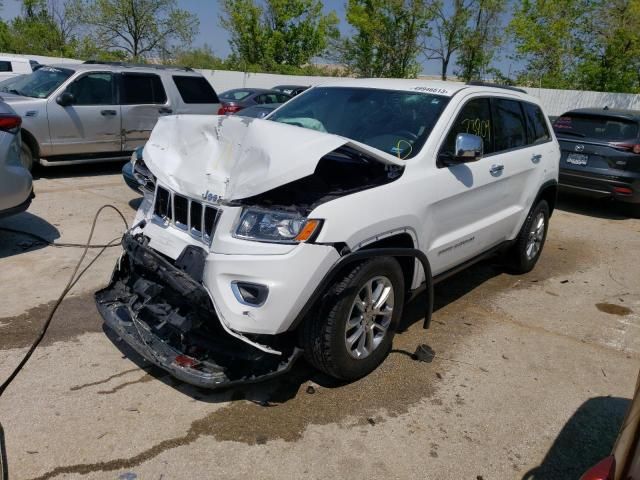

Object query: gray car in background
[0,99,32,218]
[2,61,220,170]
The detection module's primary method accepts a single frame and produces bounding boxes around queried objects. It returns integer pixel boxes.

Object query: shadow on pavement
[32,161,126,180]
[522,396,630,480]
[0,211,60,259]
[556,192,636,221]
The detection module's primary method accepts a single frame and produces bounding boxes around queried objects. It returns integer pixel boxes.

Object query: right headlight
[233,208,322,244]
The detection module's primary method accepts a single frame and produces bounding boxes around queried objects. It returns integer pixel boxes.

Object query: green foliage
[455,0,506,81]
[422,0,472,80]
[509,0,640,92]
[339,0,432,78]
[72,0,199,59]
[172,45,227,70]
[509,0,592,88]
[220,0,339,71]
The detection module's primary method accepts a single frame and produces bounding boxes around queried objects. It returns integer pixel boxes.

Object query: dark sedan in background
[217,88,291,115]
[553,108,640,215]
[272,84,309,97]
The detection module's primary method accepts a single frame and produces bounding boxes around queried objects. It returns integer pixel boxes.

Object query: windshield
[554,114,639,141]
[4,66,74,98]
[269,87,449,159]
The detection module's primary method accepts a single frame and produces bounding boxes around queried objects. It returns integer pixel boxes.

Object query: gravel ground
[0,164,638,480]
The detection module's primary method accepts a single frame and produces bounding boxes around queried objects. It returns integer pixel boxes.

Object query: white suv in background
[2,61,220,170]
[0,55,40,81]
[96,80,560,388]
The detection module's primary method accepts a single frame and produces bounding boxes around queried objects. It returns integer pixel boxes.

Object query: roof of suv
[47,62,203,76]
[561,108,640,121]
[313,78,538,101]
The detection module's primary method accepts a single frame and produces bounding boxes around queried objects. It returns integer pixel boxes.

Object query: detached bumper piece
[95,233,301,389]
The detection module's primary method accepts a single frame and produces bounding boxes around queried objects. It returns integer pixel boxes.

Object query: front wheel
[301,257,405,381]
[506,200,550,274]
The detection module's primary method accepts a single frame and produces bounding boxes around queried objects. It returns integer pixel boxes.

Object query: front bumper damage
[95,233,301,389]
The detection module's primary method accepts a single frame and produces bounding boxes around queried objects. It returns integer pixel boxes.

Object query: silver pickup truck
[2,61,220,170]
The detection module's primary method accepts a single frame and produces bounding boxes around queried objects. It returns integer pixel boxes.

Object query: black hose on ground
[0,204,129,480]
[0,226,121,249]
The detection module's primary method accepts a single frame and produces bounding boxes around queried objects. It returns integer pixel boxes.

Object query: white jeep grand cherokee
[96,79,560,387]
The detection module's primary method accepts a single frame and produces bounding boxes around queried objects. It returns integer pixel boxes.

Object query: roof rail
[83,60,194,72]
[466,81,527,94]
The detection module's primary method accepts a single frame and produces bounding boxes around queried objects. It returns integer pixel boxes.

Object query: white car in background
[0,99,32,218]
[97,80,560,388]
[0,56,39,82]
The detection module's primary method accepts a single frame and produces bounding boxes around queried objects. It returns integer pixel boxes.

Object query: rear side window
[0,61,12,72]
[492,99,527,152]
[121,74,167,104]
[172,76,219,104]
[220,89,252,101]
[441,98,494,159]
[523,103,551,144]
[553,114,639,141]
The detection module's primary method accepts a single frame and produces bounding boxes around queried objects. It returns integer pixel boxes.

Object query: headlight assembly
[234,208,322,244]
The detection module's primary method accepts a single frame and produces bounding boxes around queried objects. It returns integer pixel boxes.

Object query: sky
[0,0,519,77]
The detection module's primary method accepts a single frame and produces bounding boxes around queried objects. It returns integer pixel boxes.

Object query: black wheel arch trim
[20,128,40,158]
[288,247,434,332]
[535,179,558,215]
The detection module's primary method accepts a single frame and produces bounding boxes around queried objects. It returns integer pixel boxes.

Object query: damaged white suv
[96,80,560,387]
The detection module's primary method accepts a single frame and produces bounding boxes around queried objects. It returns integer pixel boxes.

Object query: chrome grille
[154,186,220,243]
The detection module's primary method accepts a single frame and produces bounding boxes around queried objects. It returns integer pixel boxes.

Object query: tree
[422,0,473,80]
[219,0,339,72]
[172,45,226,70]
[455,0,506,81]
[339,0,433,78]
[8,0,71,56]
[508,0,592,88]
[73,0,199,59]
[574,0,640,92]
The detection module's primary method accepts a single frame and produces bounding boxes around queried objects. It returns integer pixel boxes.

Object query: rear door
[171,75,219,114]
[119,72,171,152]
[47,71,121,156]
[486,98,551,240]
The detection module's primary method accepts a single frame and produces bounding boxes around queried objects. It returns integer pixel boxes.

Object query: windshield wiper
[8,89,25,96]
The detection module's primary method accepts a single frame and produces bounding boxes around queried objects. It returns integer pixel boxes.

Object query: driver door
[426,96,515,275]
[47,71,121,156]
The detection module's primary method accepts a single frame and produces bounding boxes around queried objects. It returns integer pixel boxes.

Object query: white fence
[3,52,640,116]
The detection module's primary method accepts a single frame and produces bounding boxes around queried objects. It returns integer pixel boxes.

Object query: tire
[20,141,34,171]
[506,200,550,274]
[301,257,405,381]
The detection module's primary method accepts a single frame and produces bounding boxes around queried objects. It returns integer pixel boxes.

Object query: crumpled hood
[144,114,405,201]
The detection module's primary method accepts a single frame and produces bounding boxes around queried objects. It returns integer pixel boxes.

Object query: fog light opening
[231,281,269,307]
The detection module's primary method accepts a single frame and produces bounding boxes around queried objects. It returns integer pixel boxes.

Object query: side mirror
[453,133,483,163]
[56,92,75,107]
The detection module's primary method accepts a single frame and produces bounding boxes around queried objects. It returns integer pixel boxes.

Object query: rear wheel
[20,142,34,171]
[301,257,405,381]
[506,200,550,274]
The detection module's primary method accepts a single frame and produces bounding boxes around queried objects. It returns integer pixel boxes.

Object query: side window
[276,93,290,103]
[254,94,267,104]
[66,72,115,105]
[121,74,167,105]
[0,61,13,72]
[440,98,493,161]
[523,102,551,144]
[172,76,219,104]
[492,99,527,152]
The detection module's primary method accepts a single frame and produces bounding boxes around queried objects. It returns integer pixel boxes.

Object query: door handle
[490,164,504,176]
[101,109,117,116]
[158,107,173,114]
[531,153,542,164]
